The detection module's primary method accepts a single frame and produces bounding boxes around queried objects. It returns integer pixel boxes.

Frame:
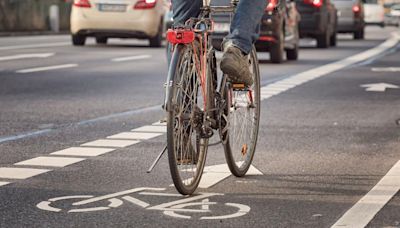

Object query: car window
[364,0,378,4]
[392,5,400,10]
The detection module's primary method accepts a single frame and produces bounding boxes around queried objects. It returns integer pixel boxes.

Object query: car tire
[72,34,86,46]
[96,37,108,44]
[149,19,163,48]
[330,30,337,47]
[286,44,298,60]
[354,28,364,40]
[316,31,330,48]
[270,29,284,63]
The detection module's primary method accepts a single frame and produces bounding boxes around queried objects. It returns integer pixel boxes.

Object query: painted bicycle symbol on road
[37,187,250,220]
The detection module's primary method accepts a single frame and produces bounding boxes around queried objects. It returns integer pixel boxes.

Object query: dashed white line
[0,181,10,187]
[81,139,140,148]
[107,132,163,140]
[0,42,69,51]
[131,125,167,133]
[0,53,54,62]
[51,147,116,157]
[111,55,152,62]
[15,156,86,168]
[16,64,78,74]
[0,167,51,179]
[332,160,400,228]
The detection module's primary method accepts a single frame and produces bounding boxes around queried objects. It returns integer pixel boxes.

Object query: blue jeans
[171,0,267,54]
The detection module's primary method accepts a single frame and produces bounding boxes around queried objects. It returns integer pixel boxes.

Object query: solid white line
[331,160,400,228]
[111,55,151,62]
[0,42,69,51]
[107,132,163,140]
[16,64,78,74]
[0,181,10,187]
[50,147,115,157]
[0,167,51,179]
[81,139,140,148]
[15,156,85,167]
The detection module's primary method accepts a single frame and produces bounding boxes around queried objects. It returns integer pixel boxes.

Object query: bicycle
[164,0,261,195]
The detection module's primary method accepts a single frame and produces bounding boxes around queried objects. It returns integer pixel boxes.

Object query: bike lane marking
[81,139,140,148]
[16,64,78,74]
[331,160,400,228]
[0,182,10,187]
[107,132,164,140]
[14,157,86,168]
[50,147,116,157]
[0,167,51,179]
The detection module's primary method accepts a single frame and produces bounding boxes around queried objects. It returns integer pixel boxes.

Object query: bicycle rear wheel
[166,43,209,195]
[221,47,260,177]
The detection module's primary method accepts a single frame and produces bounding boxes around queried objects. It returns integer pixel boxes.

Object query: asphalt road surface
[0,26,399,228]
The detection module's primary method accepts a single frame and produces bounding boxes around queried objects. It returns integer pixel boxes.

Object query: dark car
[211,0,301,63]
[295,0,338,48]
[332,0,365,39]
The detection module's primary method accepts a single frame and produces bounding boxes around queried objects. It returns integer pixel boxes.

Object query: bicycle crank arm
[147,145,168,173]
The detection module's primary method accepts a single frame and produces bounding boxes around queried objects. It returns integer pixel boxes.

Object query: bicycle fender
[164,44,185,112]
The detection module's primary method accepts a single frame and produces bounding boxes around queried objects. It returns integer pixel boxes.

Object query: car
[385,4,400,27]
[332,0,365,39]
[70,0,169,47]
[211,0,301,63]
[295,0,338,48]
[364,0,385,27]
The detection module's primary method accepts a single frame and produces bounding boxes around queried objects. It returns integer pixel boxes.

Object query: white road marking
[15,156,85,167]
[0,167,51,179]
[16,64,78,74]
[0,42,69,51]
[111,55,151,62]
[360,83,399,92]
[152,121,167,126]
[200,203,251,220]
[0,181,10,186]
[199,164,262,189]
[107,132,163,140]
[131,125,167,133]
[260,32,400,101]
[332,160,400,228]
[50,147,115,157]
[81,139,139,148]
[0,53,54,62]
[371,67,400,72]
[122,196,150,208]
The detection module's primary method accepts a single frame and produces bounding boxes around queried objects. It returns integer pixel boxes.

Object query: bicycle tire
[221,46,261,177]
[166,43,209,195]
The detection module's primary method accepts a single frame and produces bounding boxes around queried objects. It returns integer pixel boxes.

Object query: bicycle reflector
[166,29,195,44]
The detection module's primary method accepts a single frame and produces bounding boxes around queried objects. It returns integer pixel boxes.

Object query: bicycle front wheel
[166,43,209,195]
[222,47,261,177]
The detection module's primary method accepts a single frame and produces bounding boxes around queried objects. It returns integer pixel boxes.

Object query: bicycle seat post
[203,0,211,7]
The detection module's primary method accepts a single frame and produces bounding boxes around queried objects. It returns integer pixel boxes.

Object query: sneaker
[220,44,253,87]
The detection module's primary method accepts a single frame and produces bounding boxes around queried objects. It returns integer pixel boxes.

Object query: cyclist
[171,0,267,87]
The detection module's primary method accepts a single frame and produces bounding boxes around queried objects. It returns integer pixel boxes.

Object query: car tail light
[265,0,278,12]
[166,29,195,44]
[73,0,91,8]
[134,0,157,9]
[352,4,360,13]
[304,0,323,8]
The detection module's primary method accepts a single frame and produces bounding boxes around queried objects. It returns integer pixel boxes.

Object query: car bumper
[298,13,325,37]
[71,9,161,38]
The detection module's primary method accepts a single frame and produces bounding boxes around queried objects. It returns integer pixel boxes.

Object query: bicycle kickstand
[147,145,167,173]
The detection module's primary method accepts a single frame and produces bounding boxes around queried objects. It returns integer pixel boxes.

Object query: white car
[364,0,385,27]
[70,0,168,47]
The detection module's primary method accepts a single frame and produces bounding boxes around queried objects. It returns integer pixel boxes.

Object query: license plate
[213,23,230,33]
[98,4,126,12]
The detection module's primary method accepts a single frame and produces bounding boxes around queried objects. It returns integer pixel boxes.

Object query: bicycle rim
[167,44,208,195]
[222,47,260,177]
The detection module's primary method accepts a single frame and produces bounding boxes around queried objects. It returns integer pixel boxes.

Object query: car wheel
[330,30,337,47]
[354,28,364,40]
[72,34,86,46]
[149,19,163,48]
[286,44,298,60]
[96,37,108,44]
[317,31,330,48]
[270,29,284,63]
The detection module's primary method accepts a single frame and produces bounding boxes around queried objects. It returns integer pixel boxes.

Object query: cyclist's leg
[223,0,267,55]
[171,0,202,26]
